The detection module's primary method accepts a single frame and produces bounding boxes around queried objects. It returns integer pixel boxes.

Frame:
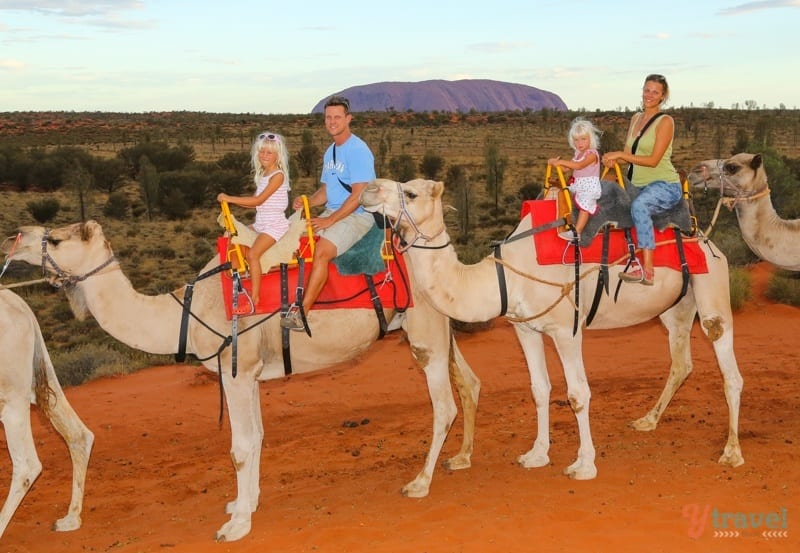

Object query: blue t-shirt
[321,134,376,212]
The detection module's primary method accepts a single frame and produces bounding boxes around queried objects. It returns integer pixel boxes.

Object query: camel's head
[688,153,767,197]
[6,220,114,282]
[362,178,446,241]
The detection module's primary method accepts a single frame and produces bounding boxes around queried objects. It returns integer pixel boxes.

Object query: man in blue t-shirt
[281,95,376,331]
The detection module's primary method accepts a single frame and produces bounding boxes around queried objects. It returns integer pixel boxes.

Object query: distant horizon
[1,1,797,114]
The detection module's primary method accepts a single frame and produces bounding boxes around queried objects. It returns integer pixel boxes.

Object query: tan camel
[688,152,800,271]
[4,220,480,542]
[0,289,94,538]
[362,178,745,480]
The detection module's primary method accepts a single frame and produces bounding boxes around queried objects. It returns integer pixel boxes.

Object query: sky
[0,0,798,114]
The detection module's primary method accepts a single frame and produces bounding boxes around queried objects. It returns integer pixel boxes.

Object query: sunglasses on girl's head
[258,132,280,141]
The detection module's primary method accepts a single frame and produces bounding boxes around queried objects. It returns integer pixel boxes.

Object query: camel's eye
[723,163,740,175]
[404,191,418,200]
[46,237,61,246]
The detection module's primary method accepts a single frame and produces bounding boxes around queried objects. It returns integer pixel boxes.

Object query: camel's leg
[215,371,262,542]
[401,305,458,498]
[692,268,744,467]
[632,291,697,431]
[549,328,597,480]
[0,399,42,538]
[44,386,94,531]
[443,336,480,471]
[36,335,94,532]
[514,328,554,470]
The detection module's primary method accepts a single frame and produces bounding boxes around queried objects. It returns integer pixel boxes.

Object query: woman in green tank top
[602,74,682,286]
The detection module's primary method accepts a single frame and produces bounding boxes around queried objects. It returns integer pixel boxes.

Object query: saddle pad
[520,200,708,273]
[217,237,412,320]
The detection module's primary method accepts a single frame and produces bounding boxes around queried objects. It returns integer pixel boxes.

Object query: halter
[41,228,118,288]
[708,159,771,210]
[387,180,448,252]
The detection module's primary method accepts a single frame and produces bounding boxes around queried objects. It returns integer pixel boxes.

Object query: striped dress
[253,169,290,241]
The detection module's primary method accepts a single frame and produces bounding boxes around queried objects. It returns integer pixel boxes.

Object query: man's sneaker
[280,308,306,331]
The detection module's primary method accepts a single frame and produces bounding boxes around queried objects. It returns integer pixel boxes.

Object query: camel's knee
[567,384,591,413]
[701,316,724,342]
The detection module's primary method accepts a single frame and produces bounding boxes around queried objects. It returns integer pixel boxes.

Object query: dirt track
[1,263,797,552]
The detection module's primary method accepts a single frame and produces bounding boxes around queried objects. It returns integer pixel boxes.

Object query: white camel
[0,289,94,538]
[689,152,800,271]
[362,178,745,479]
[3,219,480,542]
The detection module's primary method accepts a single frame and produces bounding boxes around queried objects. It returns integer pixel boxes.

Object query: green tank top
[625,114,679,186]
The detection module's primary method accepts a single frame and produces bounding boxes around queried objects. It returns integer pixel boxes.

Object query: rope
[494,234,703,324]
[0,277,49,290]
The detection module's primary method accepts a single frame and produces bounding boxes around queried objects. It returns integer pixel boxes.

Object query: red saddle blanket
[521,200,708,273]
[217,237,412,320]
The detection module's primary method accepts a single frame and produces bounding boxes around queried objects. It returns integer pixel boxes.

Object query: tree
[388,154,416,181]
[137,155,160,221]
[484,138,506,218]
[64,160,94,221]
[295,129,321,177]
[419,151,445,180]
[448,164,471,241]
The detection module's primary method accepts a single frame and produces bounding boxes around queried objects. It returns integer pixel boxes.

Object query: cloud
[718,0,800,16]
[0,1,144,18]
[468,41,534,54]
[0,58,25,70]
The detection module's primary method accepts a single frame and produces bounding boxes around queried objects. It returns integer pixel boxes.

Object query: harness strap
[614,228,637,303]
[230,271,244,378]
[571,239,580,336]
[295,258,312,337]
[365,275,388,339]
[493,244,508,316]
[176,262,231,363]
[586,226,612,327]
[671,228,690,308]
[280,263,292,376]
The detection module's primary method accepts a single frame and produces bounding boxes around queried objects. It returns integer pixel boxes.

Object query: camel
[688,152,800,271]
[361,178,745,479]
[3,219,480,542]
[0,289,94,538]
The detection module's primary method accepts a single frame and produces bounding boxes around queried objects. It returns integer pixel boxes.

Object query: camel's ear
[432,181,445,198]
[751,154,763,171]
[80,220,102,241]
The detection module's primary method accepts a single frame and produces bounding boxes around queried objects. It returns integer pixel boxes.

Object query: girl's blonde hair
[251,131,290,189]
[567,117,602,150]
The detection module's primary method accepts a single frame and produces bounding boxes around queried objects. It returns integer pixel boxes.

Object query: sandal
[619,267,654,286]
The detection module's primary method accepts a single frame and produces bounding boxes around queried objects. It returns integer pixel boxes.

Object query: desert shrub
[144,245,176,259]
[160,188,190,220]
[728,267,751,311]
[765,270,800,306]
[26,198,60,223]
[103,191,129,219]
[52,344,129,386]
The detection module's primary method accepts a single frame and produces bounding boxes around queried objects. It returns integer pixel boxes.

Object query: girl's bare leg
[246,233,276,306]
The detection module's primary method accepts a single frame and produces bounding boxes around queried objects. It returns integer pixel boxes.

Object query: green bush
[26,197,60,223]
[103,191,129,219]
[728,267,751,311]
[765,270,800,306]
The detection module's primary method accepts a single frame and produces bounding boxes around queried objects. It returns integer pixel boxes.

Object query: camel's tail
[31,320,95,531]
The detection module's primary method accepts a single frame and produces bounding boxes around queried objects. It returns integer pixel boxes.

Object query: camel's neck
[404,231,502,323]
[76,269,185,354]
[736,195,800,271]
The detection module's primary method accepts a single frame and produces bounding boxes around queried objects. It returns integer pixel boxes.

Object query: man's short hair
[324,95,351,114]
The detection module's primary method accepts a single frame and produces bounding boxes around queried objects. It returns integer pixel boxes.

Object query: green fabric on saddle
[333,224,385,276]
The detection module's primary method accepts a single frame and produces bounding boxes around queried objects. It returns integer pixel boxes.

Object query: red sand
[1,262,796,552]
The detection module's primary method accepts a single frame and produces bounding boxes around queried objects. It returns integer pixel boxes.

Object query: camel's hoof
[216,516,251,543]
[401,478,431,498]
[564,460,597,480]
[53,514,81,532]
[443,453,472,471]
[718,448,745,468]
[517,451,550,469]
[629,416,657,431]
